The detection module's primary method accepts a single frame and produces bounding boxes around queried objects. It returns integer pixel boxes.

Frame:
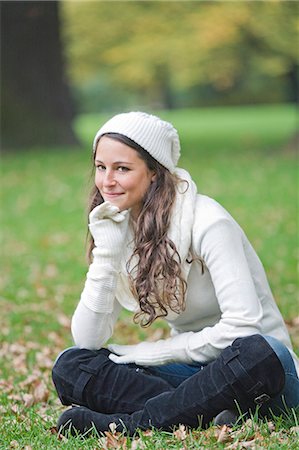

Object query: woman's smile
[102,192,126,202]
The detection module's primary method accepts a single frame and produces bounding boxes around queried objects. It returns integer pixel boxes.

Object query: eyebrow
[95,160,134,165]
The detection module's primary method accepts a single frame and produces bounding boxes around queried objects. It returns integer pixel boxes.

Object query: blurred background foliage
[61,0,299,112]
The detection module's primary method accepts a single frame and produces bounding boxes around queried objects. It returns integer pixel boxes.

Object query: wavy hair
[88,133,187,326]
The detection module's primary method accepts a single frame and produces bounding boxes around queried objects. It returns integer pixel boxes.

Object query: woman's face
[95,136,155,219]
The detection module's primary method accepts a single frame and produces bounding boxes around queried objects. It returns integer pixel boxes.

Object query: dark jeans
[52,335,298,418]
[146,336,299,415]
[52,347,174,414]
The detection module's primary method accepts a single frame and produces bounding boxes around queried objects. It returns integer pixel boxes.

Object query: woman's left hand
[107,334,193,366]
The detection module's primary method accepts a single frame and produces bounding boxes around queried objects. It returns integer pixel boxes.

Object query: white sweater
[71,194,299,374]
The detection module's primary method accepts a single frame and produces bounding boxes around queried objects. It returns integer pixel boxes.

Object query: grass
[0,103,298,448]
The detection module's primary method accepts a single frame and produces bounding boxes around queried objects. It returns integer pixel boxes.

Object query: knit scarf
[115,168,198,313]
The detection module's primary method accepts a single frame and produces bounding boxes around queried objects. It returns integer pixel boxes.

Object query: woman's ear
[151,171,157,182]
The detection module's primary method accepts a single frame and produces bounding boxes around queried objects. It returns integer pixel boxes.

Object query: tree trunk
[1,1,79,149]
[156,64,175,110]
[285,63,299,105]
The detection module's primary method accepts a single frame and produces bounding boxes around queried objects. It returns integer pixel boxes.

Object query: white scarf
[115,168,198,312]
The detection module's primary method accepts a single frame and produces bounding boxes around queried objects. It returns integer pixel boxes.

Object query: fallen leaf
[35,350,53,370]
[267,421,275,433]
[226,437,257,449]
[239,439,257,448]
[8,394,22,402]
[57,433,68,442]
[109,422,117,433]
[20,373,41,388]
[104,431,127,449]
[22,393,35,408]
[11,404,20,414]
[173,424,187,441]
[216,424,232,443]
[97,437,108,449]
[142,429,153,437]
[32,380,49,403]
[130,438,146,450]
[57,313,71,329]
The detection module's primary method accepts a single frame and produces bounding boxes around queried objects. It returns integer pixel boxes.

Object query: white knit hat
[92,112,181,172]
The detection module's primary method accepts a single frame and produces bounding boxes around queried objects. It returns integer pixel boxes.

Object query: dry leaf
[104,431,127,449]
[23,393,35,408]
[8,394,22,402]
[239,439,257,449]
[57,313,71,328]
[142,429,153,437]
[20,373,40,388]
[36,404,53,422]
[57,433,68,442]
[267,421,275,433]
[97,437,108,449]
[173,424,187,441]
[226,437,257,449]
[0,378,14,394]
[109,422,117,433]
[130,438,146,450]
[11,404,20,414]
[216,424,232,443]
[53,427,68,442]
[9,441,19,449]
[33,380,49,403]
[35,350,53,370]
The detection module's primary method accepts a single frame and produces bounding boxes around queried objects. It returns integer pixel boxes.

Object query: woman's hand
[89,201,130,264]
[108,333,194,366]
[108,342,166,366]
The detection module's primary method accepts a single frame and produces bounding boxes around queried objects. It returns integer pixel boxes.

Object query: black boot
[57,335,285,436]
[52,347,173,414]
[213,409,240,426]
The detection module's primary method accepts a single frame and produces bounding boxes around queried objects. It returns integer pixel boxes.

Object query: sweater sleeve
[183,218,264,363]
[70,256,122,350]
[71,298,122,350]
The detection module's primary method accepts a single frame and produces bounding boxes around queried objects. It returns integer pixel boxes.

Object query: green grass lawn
[1,103,298,448]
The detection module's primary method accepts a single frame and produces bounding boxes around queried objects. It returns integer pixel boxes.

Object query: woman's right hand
[89,201,130,263]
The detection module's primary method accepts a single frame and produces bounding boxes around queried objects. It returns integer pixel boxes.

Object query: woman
[53,112,299,436]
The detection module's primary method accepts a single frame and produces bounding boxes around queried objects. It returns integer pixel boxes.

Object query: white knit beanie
[92,112,181,172]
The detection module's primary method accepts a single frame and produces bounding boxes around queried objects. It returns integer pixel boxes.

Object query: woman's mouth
[103,192,124,199]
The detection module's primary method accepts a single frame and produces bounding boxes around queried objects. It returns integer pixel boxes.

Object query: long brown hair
[88,133,187,326]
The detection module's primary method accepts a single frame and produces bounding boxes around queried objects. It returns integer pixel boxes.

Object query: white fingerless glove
[81,202,130,314]
[108,332,194,366]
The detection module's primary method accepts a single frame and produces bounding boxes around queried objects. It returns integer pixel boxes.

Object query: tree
[61,0,299,109]
[1,1,78,149]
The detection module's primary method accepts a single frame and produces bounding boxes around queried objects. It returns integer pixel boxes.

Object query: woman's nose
[103,170,116,186]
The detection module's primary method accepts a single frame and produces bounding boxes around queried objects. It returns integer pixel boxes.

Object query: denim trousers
[52,335,299,419]
[145,336,299,415]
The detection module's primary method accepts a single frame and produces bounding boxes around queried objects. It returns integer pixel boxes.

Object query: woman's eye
[95,165,129,172]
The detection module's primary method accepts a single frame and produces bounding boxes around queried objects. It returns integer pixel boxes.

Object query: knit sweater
[71,194,299,374]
